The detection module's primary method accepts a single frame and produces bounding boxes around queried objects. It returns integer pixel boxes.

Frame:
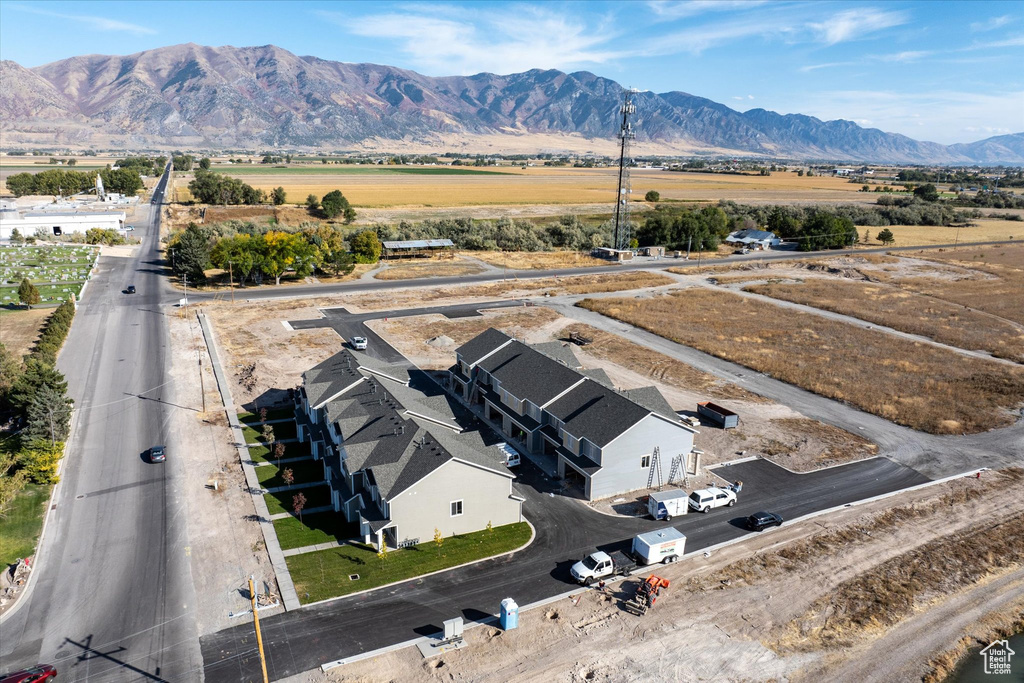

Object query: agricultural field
[201,167,869,211]
[0,245,97,310]
[210,165,514,176]
[579,288,1024,434]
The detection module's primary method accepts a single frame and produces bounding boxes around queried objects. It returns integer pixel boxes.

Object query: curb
[304,519,536,611]
[0,441,70,626]
[318,466,985,672]
[197,311,302,611]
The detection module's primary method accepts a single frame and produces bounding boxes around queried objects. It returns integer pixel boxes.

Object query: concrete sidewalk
[197,311,301,611]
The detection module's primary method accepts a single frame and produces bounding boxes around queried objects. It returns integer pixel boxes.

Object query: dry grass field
[0,308,52,358]
[745,279,1024,363]
[465,250,608,269]
[560,322,764,402]
[373,261,485,280]
[871,220,1023,247]
[885,245,1024,325]
[206,167,869,210]
[580,289,1024,434]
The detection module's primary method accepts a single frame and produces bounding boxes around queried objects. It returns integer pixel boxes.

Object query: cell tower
[613,88,639,251]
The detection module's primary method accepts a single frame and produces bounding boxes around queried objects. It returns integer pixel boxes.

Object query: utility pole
[697,241,703,271]
[248,576,269,683]
[197,313,206,414]
[686,235,692,260]
[612,89,639,252]
[182,273,189,318]
[228,261,235,304]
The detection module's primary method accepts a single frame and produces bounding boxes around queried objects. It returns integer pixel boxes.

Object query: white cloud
[644,5,908,56]
[808,8,908,45]
[970,15,1013,32]
[875,50,932,63]
[779,89,1024,143]
[7,3,156,35]
[646,0,769,20]
[321,6,627,75]
[799,61,856,72]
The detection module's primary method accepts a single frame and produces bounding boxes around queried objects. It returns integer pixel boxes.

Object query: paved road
[200,455,927,681]
[0,169,202,681]
[181,239,1021,304]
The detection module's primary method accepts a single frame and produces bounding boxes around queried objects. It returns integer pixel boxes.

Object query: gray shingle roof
[623,386,678,421]
[455,328,513,366]
[304,349,511,502]
[529,341,582,370]
[478,340,583,406]
[302,351,363,407]
[546,379,651,447]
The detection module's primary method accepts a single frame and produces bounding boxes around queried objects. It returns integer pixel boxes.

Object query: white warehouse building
[0,206,126,240]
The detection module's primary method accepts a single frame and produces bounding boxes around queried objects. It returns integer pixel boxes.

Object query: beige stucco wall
[388,459,522,546]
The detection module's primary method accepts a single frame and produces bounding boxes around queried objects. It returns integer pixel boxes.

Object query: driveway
[200,452,927,681]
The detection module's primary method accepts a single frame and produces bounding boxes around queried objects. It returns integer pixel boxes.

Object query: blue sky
[1,0,1022,144]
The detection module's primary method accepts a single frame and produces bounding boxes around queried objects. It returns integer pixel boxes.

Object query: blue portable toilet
[500,598,519,630]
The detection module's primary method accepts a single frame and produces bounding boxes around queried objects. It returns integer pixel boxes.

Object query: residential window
[450,500,463,517]
[641,455,651,469]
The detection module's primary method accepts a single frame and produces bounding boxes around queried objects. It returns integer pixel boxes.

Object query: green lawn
[214,166,514,176]
[264,483,330,515]
[273,512,358,550]
[287,522,532,603]
[242,420,296,445]
[256,459,324,488]
[238,408,294,425]
[248,441,308,464]
[0,483,51,566]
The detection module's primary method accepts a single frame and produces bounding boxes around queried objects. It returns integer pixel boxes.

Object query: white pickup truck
[687,486,737,513]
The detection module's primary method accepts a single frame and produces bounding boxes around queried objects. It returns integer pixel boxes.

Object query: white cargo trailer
[632,527,686,565]
[647,489,688,520]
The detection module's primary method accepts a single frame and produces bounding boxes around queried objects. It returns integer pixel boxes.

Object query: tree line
[0,301,77,514]
[5,167,145,198]
[166,220,381,286]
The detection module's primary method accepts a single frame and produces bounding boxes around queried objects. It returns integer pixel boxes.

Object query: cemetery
[0,245,98,309]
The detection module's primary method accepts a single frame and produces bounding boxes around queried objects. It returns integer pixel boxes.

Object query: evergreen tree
[18,278,41,308]
[25,383,74,446]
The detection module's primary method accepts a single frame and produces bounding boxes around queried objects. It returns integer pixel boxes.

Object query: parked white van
[688,486,737,513]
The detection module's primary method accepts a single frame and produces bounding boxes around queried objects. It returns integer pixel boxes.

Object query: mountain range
[1,43,1021,163]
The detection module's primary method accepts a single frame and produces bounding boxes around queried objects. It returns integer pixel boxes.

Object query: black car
[126,285,136,294]
[747,511,783,531]
[150,445,166,463]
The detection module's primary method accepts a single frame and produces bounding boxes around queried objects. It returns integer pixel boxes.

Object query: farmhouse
[724,228,780,250]
[449,329,699,500]
[294,348,524,550]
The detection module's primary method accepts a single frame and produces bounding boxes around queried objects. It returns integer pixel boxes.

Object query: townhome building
[449,329,699,500]
[295,348,524,550]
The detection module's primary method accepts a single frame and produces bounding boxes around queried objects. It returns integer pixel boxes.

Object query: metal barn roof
[382,239,455,249]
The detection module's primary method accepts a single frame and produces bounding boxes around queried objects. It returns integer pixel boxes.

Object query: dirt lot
[374,261,485,281]
[0,308,51,358]
[167,308,282,635]
[466,250,608,270]
[296,468,1024,683]
[580,288,1024,434]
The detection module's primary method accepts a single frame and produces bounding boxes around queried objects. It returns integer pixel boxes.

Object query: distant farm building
[592,247,634,261]
[382,239,455,260]
[724,229,779,250]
